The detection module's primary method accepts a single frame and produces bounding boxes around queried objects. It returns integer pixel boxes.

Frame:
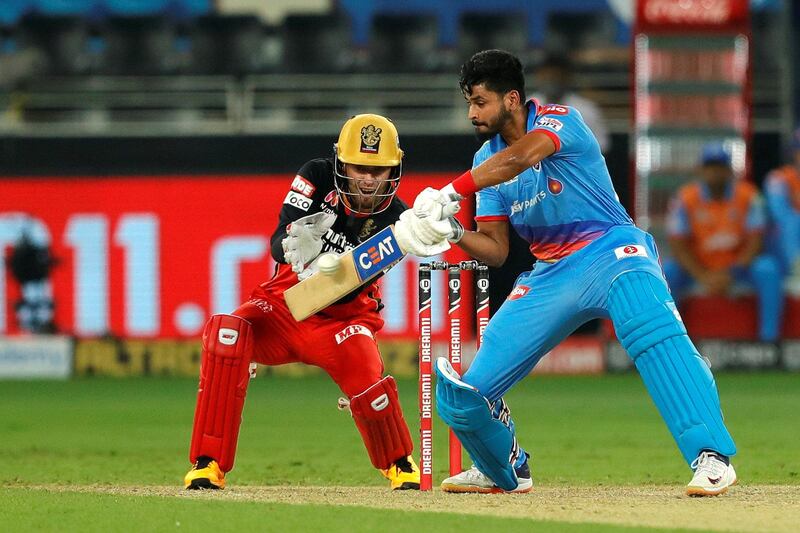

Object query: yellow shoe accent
[184,459,226,490]
[381,456,420,490]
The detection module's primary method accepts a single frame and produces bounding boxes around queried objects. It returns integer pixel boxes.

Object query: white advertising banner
[0,336,72,379]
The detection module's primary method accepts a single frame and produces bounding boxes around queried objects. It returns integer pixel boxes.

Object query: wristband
[450,170,479,197]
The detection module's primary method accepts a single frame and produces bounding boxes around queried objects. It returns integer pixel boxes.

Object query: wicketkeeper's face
[343,163,393,211]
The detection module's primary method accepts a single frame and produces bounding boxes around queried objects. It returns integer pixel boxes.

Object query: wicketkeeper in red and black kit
[184,114,421,490]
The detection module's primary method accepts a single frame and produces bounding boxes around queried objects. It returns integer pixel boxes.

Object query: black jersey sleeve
[270,159,331,263]
[386,196,408,223]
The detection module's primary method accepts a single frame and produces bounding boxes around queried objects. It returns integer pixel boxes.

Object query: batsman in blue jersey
[394,50,738,496]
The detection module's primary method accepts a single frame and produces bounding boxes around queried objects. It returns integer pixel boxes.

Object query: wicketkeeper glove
[282,211,337,275]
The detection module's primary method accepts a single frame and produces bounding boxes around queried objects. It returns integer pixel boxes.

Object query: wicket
[418,260,490,491]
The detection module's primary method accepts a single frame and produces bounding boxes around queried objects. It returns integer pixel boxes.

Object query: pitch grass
[2,373,799,531]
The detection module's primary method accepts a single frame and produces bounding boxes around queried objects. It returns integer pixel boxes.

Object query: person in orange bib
[663,142,783,342]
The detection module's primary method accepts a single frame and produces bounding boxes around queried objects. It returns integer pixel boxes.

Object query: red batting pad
[189,314,253,472]
[349,375,414,469]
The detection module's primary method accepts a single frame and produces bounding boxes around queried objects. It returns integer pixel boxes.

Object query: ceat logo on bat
[547,177,563,195]
[354,226,404,282]
[291,175,315,197]
[507,285,530,301]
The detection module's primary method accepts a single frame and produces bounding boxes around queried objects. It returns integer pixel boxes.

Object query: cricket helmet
[333,114,403,215]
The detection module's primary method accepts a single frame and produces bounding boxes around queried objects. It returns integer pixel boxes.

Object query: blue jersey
[474,99,632,261]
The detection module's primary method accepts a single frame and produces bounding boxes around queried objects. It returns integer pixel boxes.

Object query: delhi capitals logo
[547,177,563,195]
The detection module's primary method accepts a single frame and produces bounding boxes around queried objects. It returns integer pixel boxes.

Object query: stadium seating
[282,14,352,73]
[31,0,98,18]
[338,0,629,48]
[1,1,211,24]
[459,13,528,61]
[369,14,440,72]
[0,1,32,26]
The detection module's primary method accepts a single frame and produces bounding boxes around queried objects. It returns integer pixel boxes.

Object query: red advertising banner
[636,0,749,31]
[1,174,473,339]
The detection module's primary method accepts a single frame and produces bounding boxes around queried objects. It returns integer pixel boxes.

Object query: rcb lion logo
[360,125,382,154]
[358,218,376,240]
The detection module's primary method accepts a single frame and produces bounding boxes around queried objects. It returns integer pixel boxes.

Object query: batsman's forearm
[450,132,557,195]
[456,230,508,268]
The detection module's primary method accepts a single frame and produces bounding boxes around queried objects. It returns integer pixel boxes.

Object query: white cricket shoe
[441,462,533,494]
[686,451,737,497]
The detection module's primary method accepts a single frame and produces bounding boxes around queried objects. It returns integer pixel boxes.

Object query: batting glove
[395,210,451,257]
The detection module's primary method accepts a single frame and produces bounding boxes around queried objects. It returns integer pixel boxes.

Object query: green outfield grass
[2,373,799,531]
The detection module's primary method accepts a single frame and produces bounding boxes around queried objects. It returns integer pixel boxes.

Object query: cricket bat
[284,225,406,321]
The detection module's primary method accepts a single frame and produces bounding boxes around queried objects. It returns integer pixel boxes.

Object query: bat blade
[284,225,404,321]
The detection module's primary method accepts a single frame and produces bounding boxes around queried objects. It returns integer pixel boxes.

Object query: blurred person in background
[663,142,783,342]
[7,227,57,334]
[184,114,421,491]
[764,127,800,291]
[532,52,610,153]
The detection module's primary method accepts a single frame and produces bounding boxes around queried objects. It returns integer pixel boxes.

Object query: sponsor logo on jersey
[614,245,648,260]
[335,324,374,344]
[284,190,312,211]
[536,116,563,132]
[218,327,239,345]
[324,189,339,207]
[291,175,316,197]
[247,298,273,314]
[353,226,404,282]
[323,230,353,254]
[548,177,564,195]
[507,285,530,301]
[540,104,569,116]
[360,124,382,154]
[510,191,547,215]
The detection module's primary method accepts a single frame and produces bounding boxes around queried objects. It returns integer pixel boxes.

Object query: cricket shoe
[441,456,533,494]
[381,456,420,490]
[686,450,737,497]
[184,457,225,490]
